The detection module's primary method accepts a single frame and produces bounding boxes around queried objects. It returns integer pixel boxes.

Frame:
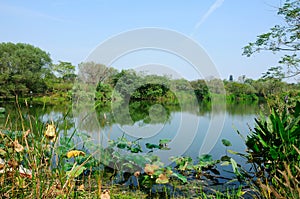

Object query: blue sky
[0,0,285,80]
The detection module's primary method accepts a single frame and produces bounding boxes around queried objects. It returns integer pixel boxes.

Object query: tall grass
[0,101,101,198]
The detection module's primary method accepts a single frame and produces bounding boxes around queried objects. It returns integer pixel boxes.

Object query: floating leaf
[221,155,231,162]
[222,139,232,147]
[198,154,212,162]
[159,146,171,150]
[159,139,171,145]
[146,143,160,149]
[125,154,150,166]
[67,150,85,158]
[159,139,171,150]
[220,161,231,166]
[116,142,127,149]
[172,172,187,183]
[130,146,142,153]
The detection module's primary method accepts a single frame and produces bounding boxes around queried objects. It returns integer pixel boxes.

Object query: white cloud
[191,0,225,36]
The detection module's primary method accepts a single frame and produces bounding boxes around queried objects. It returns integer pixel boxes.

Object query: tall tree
[77,62,117,84]
[51,61,75,79]
[0,42,52,97]
[243,0,300,78]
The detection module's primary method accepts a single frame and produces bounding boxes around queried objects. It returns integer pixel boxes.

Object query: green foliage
[225,81,258,102]
[195,154,219,171]
[190,79,210,101]
[0,42,77,100]
[0,42,52,98]
[170,156,194,171]
[243,0,300,77]
[1,42,297,104]
[246,100,300,178]
[95,82,113,101]
[221,139,232,147]
[51,61,75,79]
[171,153,241,182]
[66,164,86,178]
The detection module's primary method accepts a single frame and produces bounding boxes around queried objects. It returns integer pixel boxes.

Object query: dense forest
[1,42,299,104]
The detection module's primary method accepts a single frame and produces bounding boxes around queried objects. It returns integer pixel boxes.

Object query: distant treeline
[0,42,299,104]
[84,64,300,104]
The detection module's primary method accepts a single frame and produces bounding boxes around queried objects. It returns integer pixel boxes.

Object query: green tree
[243,0,300,78]
[0,42,52,98]
[190,79,210,100]
[95,82,113,101]
[111,69,141,100]
[225,81,257,101]
[51,61,75,79]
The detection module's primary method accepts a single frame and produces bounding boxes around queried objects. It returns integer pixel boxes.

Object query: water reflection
[0,101,262,166]
[0,102,75,133]
[90,101,261,164]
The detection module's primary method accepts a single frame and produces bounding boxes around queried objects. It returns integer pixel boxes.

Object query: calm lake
[0,100,262,168]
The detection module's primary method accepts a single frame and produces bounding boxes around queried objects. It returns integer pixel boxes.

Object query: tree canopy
[51,61,75,79]
[0,42,52,98]
[243,0,300,78]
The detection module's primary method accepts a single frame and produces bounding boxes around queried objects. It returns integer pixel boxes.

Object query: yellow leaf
[156,173,169,184]
[23,129,30,138]
[134,171,140,177]
[78,184,85,191]
[44,122,56,142]
[144,164,159,176]
[67,150,85,158]
[13,140,24,152]
[100,189,110,199]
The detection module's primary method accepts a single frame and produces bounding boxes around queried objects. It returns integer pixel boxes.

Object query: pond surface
[0,100,262,167]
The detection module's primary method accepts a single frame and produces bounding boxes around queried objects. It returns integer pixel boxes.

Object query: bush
[245,100,300,197]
